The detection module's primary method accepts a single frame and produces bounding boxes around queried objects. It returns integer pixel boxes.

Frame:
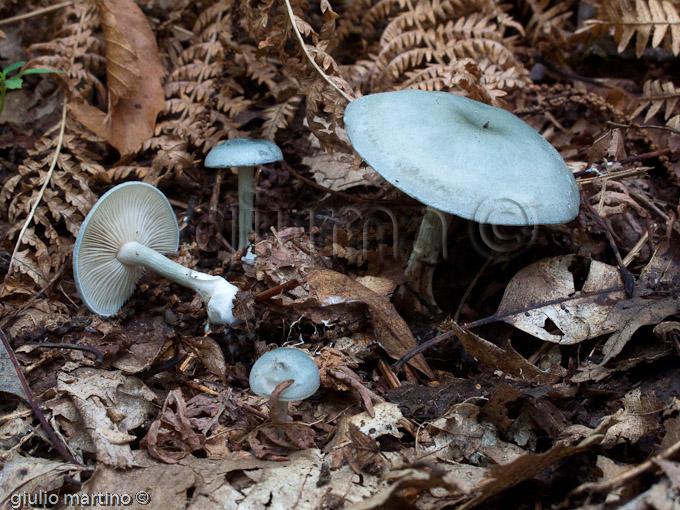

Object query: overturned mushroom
[73,182,239,326]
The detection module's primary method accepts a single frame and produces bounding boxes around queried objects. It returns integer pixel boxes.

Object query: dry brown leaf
[98,0,141,101]
[0,455,81,509]
[142,389,205,464]
[57,369,157,467]
[453,323,566,384]
[70,0,165,155]
[600,240,680,362]
[587,128,627,164]
[306,269,433,378]
[430,401,527,467]
[345,423,385,475]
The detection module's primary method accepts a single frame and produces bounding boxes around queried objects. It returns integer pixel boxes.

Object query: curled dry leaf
[142,389,206,464]
[70,0,165,155]
[57,369,157,467]
[453,323,566,384]
[303,150,384,192]
[305,269,433,378]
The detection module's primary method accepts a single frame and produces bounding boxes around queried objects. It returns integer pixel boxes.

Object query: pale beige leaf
[497,255,626,344]
[303,151,384,192]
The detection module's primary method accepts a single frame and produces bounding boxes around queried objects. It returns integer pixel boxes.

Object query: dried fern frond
[243,0,354,152]
[372,19,523,94]
[631,79,680,121]
[2,1,109,293]
[262,95,302,141]
[361,0,526,97]
[583,0,680,57]
[155,0,248,155]
[3,120,103,287]
[519,0,575,43]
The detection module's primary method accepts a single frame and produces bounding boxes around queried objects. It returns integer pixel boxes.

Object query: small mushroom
[249,347,320,421]
[205,138,283,251]
[73,182,239,326]
[344,89,579,311]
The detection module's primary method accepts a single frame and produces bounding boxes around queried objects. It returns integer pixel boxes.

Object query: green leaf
[4,77,23,90]
[16,68,66,77]
[2,61,26,75]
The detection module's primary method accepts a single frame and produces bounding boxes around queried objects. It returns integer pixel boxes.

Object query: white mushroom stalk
[237,165,255,252]
[116,242,238,326]
[73,182,239,326]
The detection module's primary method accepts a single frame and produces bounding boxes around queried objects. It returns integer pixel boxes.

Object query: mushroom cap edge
[73,181,180,316]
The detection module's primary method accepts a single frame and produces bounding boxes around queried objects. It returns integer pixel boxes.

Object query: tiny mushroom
[73,182,239,326]
[343,89,580,310]
[205,138,283,252]
[249,347,320,421]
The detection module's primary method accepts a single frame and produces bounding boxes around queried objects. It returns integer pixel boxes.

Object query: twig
[0,1,72,26]
[567,437,680,499]
[622,231,650,267]
[254,279,301,302]
[583,199,635,295]
[282,0,353,103]
[8,101,67,276]
[0,328,78,464]
[0,267,65,330]
[393,285,629,371]
[24,342,104,364]
[453,258,491,322]
[377,358,401,388]
[608,120,680,135]
[393,330,455,373]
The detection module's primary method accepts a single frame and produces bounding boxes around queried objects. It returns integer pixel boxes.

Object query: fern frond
[520,0,574,43]
[585,0,680,57]
[631,79,680,121]
[262,96,302,141]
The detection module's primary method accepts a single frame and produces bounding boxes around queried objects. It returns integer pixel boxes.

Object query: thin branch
[0,328,79,464]
[0,1,72,26]
[283,0,353,103]
[8,101,67,276]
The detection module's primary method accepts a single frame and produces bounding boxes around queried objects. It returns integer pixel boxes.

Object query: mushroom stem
[269,400,290,422]
[117,241,238,325]
[238,166,255,251]
[398,207,450,314]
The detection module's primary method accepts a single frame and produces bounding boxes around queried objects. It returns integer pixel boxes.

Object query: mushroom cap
[343,90,579,226]
[73,182,179,316]
[249,348,320,402]
[205,138,283,168]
